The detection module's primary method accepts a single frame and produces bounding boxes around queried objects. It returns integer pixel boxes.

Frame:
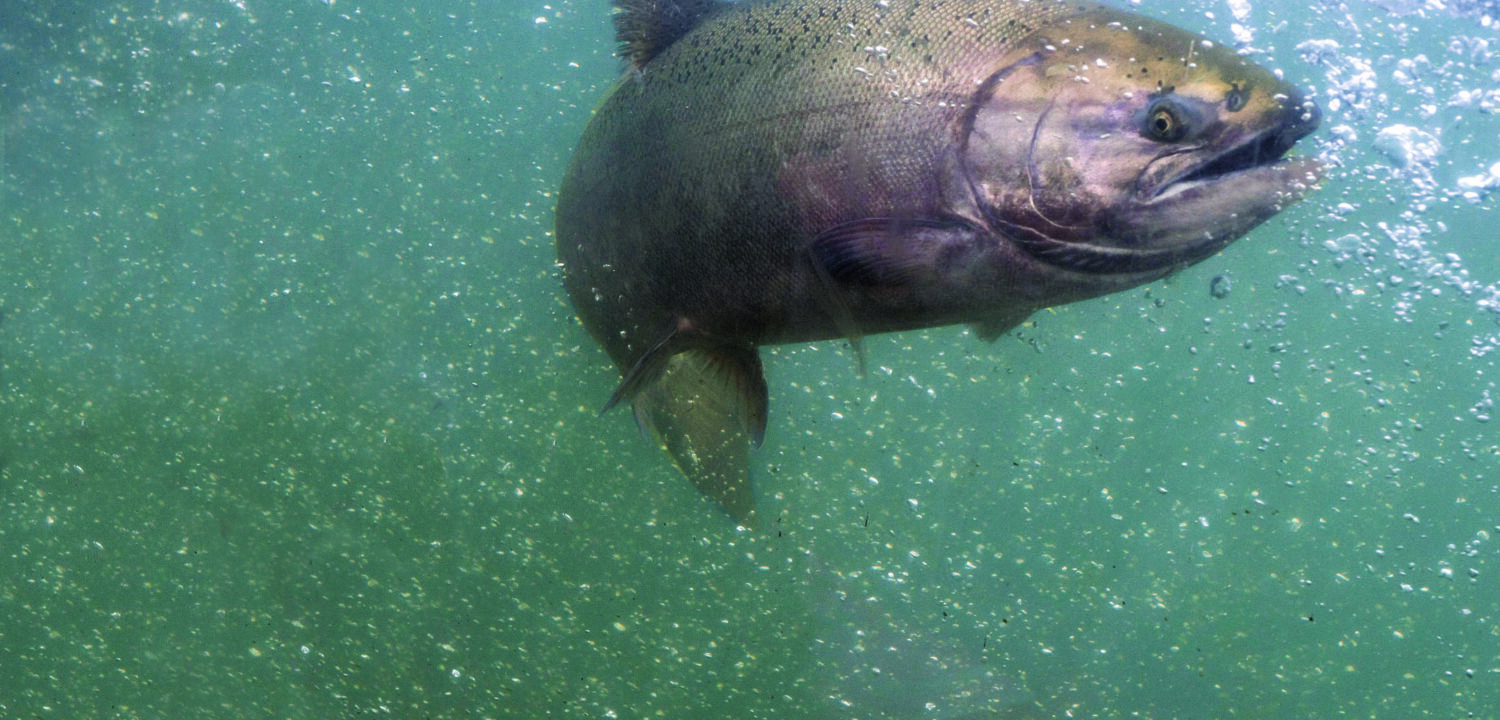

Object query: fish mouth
[1145,98,1323,204]
[1019,98,1323,276]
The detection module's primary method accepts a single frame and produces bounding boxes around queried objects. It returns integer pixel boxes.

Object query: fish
[555,0,1322,528]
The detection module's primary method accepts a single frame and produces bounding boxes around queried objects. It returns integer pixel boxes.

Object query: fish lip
[1142,154,1324,208]
[1005,155,1324,277]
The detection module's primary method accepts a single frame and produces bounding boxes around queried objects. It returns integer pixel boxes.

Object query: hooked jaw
[1119,92,1323,264]
[1011,92,1323,277]
[1143,91,1323,205]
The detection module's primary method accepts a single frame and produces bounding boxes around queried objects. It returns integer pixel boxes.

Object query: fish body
[556,0,1321,527]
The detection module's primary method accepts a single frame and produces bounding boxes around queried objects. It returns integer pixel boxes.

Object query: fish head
[962,7,1322,286]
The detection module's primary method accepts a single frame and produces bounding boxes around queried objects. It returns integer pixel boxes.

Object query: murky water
[2,1,1497,717]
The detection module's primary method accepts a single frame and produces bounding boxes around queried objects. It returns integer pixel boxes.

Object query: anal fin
[630,346,768,528]
[969,309,1032,343]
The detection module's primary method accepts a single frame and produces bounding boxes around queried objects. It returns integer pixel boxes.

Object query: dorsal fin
[613,0,726,70]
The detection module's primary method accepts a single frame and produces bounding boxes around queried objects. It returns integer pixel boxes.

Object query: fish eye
[1225,83,1249,112]
[1142,98,1188,142]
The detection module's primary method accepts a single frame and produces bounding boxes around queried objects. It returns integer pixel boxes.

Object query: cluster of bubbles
[1278,2,1500,359]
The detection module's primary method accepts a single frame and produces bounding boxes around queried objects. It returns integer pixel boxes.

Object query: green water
[2,0,1496,717]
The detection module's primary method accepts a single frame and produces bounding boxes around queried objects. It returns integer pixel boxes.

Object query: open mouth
[1151,98,1322,203]
[990,93,1323,277]
[1009,99,1323,276]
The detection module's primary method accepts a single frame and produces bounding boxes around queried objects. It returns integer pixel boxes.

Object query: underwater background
[2,0,1498,717]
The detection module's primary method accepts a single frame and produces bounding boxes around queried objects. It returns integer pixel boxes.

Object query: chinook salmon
[556,0,1321,528]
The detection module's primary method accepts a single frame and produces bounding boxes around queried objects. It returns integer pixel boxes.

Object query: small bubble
[1210,274,1233,299]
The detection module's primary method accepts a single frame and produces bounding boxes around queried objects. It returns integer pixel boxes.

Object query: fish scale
[557,0,1320,526]
[567,2,1061,354]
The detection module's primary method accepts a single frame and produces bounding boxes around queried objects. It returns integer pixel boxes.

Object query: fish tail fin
[630,346,767,529]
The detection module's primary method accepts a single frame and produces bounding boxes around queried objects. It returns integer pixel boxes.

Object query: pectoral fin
[809,218,960,376]
[809,217,965,288]
[611,337,768,528]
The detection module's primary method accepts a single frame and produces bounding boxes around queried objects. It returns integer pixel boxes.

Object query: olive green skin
[557,0,1316,372]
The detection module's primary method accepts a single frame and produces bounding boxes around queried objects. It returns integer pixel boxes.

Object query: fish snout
[1275,89,1322,154]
